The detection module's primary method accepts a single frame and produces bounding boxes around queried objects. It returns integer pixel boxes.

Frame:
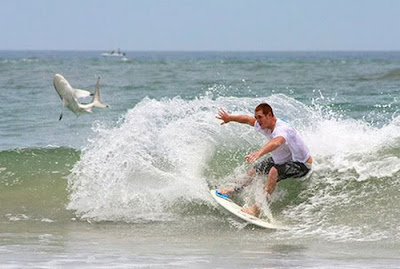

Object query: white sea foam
[68,96,223,221]
[285,110,400,241]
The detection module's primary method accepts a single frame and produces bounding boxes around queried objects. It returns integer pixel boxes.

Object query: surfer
[216,103,313,217]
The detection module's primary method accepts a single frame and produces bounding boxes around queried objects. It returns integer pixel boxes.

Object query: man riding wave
[216,103,313,216]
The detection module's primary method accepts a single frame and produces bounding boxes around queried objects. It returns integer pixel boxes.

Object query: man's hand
[247,137,285,163]
[216,109,256,126]
[216,108,231,125]
[246,151,262,163]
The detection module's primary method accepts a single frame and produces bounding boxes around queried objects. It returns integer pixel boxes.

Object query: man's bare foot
[241,204,260,217]
[217,188,234,195]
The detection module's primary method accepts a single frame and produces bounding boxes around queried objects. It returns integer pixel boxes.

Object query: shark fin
[74,89,92,98]
[92,77,108,108]
[59,105,64,121]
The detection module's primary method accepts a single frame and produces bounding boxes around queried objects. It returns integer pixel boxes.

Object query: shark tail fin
[93,76,109,108]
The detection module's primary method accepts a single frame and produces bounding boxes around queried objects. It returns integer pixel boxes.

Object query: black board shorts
[254,157,310,182]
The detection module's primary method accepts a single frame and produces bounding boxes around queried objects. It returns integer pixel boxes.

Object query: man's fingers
[246,153,258,163]
[216,115,225,124]
[216,108,229,124]
[246,154,253,163]
[218,108,227,117]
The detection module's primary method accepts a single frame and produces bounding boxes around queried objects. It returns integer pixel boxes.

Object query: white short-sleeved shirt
[254,119,310,164]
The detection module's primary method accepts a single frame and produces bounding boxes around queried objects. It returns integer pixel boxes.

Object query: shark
[53,74,108,120]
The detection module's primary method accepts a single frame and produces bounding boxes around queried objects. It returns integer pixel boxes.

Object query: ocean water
[0,50,399,268]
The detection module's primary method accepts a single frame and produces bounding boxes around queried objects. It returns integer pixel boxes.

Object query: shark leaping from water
[53,74,108,120]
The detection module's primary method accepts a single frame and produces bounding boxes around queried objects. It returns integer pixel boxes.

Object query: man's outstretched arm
[216,108,256,126]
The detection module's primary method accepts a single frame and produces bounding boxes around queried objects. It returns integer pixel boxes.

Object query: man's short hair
[255,103,274,116]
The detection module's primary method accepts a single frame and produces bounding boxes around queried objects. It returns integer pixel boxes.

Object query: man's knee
[268,166,278,178]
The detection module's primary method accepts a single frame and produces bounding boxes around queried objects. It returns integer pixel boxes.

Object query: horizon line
[1,49,400,53]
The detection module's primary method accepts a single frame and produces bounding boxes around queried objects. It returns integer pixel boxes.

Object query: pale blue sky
[1,0,399,51]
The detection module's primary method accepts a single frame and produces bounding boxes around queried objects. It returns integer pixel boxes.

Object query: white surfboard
[210,189,286,229]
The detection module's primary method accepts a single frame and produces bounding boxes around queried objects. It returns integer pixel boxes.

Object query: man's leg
[265,167,278,194]
[242,167,279,216]
[217,167,257,195]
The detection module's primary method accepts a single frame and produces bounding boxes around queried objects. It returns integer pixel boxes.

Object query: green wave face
[0,147,80,222]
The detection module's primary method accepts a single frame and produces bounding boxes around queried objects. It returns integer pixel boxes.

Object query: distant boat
[101,49,126,57]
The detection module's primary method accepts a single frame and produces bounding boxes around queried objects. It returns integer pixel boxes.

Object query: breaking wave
[66,93,400,241]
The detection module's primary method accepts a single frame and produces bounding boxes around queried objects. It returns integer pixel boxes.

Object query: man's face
[255,110,273,129]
